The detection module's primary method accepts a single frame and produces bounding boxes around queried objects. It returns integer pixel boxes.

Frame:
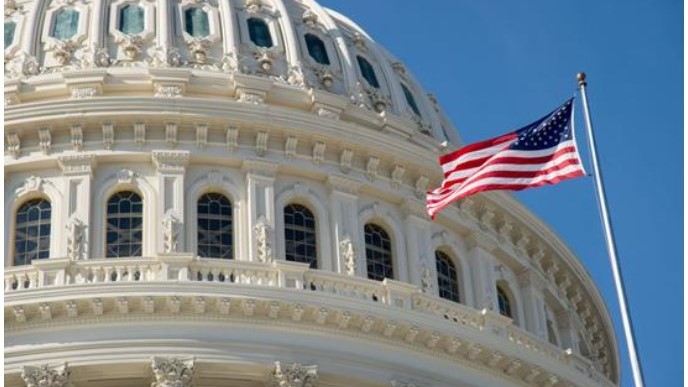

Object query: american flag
[427,98,585,218]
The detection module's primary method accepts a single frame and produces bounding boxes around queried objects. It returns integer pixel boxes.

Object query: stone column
[243,160,278,263]
[57,154,96,260]
[152,151,190,254]
[326,176,361,276]
[21,363,71,387]
[401,199,434,293]
[465,232,498,311]
[518,269,548,339]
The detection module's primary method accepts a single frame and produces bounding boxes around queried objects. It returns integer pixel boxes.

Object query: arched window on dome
[284,203,317,269]
[247,17,273,48]
[5,20,16,49]
[118,4,144,35]
[197,193,233,259]
[364,223,393,281]
[106,191,143,258]
[435,250,460,303]
[50,8,79,40]
[401,83,421,117]
[184,7,210,38]
[14,198,51,266]
[496,284,513,319]
[545,305,560,346]
[305,33,329,65]
[357,55,380,88]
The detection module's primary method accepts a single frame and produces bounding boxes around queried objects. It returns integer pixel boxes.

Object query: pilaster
[401,199,435,294]
[518,269,548,339]
[57,154,96,260]
[152,151,190,253]
[465,232,498,311]
[326,175,362,276]
[243,160,278,262]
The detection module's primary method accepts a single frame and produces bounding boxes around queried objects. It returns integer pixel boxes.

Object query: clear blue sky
[318,1,683,385]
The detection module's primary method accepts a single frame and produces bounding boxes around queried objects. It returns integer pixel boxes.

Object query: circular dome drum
[4,1,618,386]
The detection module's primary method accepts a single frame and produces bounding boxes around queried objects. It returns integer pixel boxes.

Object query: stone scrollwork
[339,235,357,276]
[15,176,44,198]
[270,361,318,387]
[150,45,181,68]
[48,40,79,66]
[187,38,212,64]
[161,211,180,253]
[66,216,86,261]
[21,363,71,387]
[151,357,194,387]
[254,216,273,262]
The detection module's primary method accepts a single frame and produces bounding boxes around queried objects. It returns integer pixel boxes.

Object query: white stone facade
[4,0,618,386]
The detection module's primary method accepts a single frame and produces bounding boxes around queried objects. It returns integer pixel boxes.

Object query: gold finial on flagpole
[577,72,587,86]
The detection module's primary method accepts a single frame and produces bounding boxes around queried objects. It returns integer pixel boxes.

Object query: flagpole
[577,72,645,387]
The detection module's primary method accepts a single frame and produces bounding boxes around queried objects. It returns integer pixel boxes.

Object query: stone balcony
[4,256,614,387]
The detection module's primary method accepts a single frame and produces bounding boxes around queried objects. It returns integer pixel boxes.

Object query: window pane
[106,191,143,258]
[185,7,210,37]
[284,204,317,268]
[435,251,460,303]
[357,56,380,88]
[4,21,16,48]
[51,8,79,40]
[364,223,393,281]
[305,33,329,65]
[14,198,51,266]
[197,193,233,259]
[401,83,421,116]
[247,17,273,48]
[119,4,144,34]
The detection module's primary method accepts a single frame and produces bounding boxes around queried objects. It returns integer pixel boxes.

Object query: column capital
[242,159,278,178]
[326,175,362,196]
[465,231,497,252]
[151,150,190,173]
[21,363,71,387]
[151,357,194,387]
[270,361,318,387]
[57,154,96,176]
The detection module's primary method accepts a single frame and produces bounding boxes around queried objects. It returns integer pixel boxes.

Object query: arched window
[305,33,329,65]
[247,17,272,48]
[119,4,144,34]
[106,191,143,258]
[184,8,210,37]
[197,193,233,259]
[356,56,379,88]
[496,285,513,318]
[284,204,317,268]
[51,8,79,40]
[364,223,393,281]
[401,83,421,116]
[547,319,559,346]
[435,250,460,303]
[14,199,51,266]
[5,20,16,48]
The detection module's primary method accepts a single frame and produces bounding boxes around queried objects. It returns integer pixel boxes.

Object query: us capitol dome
[4,0,619,386]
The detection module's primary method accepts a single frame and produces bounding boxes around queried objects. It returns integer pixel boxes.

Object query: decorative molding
[154,83,183,98]
[15,176,45,198]
[196,124,208,149]
[226,126,239,151]
[151,357,195,387]
[237,88,266,104]
[256,131,269,156]
[6,132,20,158]
[166,122,178,147]
[391,164,405,189]
[339,235,357,276]
[65,216,86,261]
[312,141,326,164]
[285,136,298,159]
[134,122,146,145]
[70,124,83,151]
[161,211,180,253]
[339,148,354,173]
[254,216,273,263]
[102,122,114,149]
[38,128,52,154]
[365,156,380,181]
[414,175,429,199]
[57,154,96,175]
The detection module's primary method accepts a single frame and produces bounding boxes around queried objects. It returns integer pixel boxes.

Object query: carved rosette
[21,363,71,387]
[151,357,194,387]
[270,362,318,387]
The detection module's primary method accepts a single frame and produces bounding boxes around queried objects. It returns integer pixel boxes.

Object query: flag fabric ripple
[427,98,586,218]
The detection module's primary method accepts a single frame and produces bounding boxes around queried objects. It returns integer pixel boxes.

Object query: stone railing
[4,255,614,387]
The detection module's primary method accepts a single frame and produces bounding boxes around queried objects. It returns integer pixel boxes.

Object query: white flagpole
[577,72,645,387]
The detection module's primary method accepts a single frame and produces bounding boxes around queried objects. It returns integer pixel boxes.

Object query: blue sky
[318,1,683,385]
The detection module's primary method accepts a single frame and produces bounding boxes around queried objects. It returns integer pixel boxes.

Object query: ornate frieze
[270,362,318,387]
[151,357,195,387]
[21,363,71,387]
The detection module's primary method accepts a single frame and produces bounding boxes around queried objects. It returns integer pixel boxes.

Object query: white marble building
[4,0,619,386]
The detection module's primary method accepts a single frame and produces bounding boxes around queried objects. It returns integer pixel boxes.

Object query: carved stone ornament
[253,47,274,72]
[117,34,145,60]
[245,0,261,12]
[16,176,44,198]
[66,216,86,260]
[187,38,212,64]
[254,216,273,262]
[339,235,357,276]
[151,357,194,387]
[270,361,318,387]
[21,363,71,387]
[286,65,306,88]
[116,168,136,184]
[155,84,183,98]
[302,9,318,28]
[49,40,79,66]
[150,45,181,67]
[312,64,335,89]
[221,51,238,72]
[420,258,433,294]
[5,0,20,16]
[161,211,180,253]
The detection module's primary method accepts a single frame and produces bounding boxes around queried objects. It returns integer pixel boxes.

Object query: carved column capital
[151,357,194,387]
[21,363,71,387]
[270,361,318,387]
